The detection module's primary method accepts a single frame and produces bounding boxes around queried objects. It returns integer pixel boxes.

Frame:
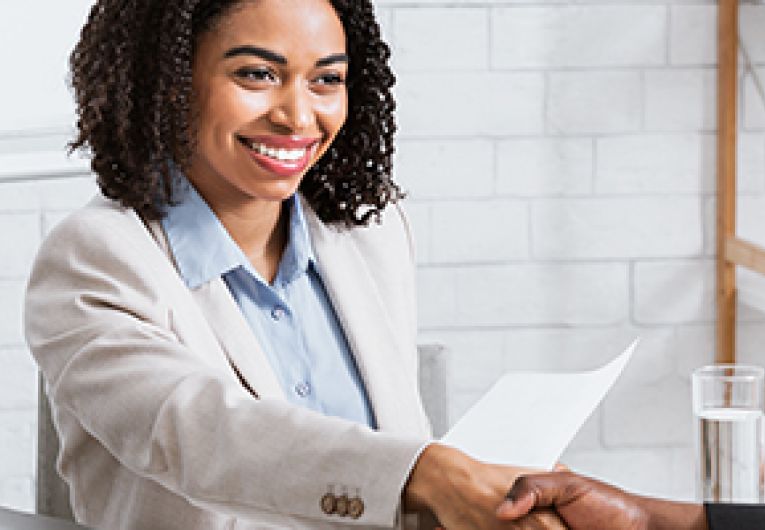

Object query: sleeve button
[335,494,349,517]
[320,493,336,515]
[348,497,365,519]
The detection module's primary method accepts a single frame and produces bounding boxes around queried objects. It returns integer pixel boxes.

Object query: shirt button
[271,307,286,321]
[294,381,311,398]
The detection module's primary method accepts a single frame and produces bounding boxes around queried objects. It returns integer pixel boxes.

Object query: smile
[241,139,307,162]
[236,135,320,177]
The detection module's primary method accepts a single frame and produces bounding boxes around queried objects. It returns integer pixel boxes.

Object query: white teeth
[244,139,307,162]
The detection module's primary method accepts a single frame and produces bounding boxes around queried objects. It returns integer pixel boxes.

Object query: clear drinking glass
[692,364,764,503]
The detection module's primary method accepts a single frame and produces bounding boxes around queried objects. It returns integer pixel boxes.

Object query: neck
[185,174,291,283]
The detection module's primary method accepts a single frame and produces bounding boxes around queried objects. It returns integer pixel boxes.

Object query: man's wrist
[643,498,708,530]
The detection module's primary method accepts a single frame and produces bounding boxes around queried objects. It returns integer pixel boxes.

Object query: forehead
[202,0,346,57]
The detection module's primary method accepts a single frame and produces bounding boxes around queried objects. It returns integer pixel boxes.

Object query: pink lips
[238,134,320,177]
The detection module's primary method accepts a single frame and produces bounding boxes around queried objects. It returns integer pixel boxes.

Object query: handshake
[407,444,758,530]
[497,471,710,530]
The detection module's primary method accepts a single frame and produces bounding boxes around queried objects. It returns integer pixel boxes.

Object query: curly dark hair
[69,0,403,226]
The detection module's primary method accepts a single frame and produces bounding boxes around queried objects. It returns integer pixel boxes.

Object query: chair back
[417,343,449,437]
[36,375,74,521]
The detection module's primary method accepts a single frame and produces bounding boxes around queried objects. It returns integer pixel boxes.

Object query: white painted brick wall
[532,197,702,259]
[2,0,765,514]
[496,138,593,196]
[547,71,642,134]
[396,72,545,136]
[491,6,667,69]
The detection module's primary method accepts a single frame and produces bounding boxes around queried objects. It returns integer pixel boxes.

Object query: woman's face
[188,0,348,209]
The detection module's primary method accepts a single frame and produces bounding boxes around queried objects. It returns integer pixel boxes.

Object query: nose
[268,81,315,133]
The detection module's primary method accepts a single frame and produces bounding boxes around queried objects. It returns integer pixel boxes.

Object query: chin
[243,180,303,202]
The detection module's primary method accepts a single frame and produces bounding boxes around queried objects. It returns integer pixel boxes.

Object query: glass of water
[692,364,764,503]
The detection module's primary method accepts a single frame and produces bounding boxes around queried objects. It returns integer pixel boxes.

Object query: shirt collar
[161,175,315,289]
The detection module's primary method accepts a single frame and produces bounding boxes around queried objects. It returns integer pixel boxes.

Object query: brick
[602,375,692,447]
[416,267,458,329]
[491,6,666,69]
[496,138,592,196]
[393,8,488,71]
[596,134,714,194]
[670,5,717,65]
[395,140,494,199]
[0,213,40,278]
[417,263,628,328]
[0,348,37,410]
[743,67,765,130]
[633,260,715,324]
[532,198,702,259]
[396,72,545,137]
[673,325,716,379]
[644,69,716,131]
[547,72,641,134]
[430,201,529,263]
[0,281,26,346]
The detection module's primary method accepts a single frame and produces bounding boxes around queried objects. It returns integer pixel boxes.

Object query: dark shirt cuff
[704,502,765,530]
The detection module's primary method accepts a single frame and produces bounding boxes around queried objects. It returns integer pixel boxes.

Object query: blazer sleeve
[24,203,426,527]
[705,503,765,530]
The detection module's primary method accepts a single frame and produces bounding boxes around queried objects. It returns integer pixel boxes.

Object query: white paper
[441,339,638,470]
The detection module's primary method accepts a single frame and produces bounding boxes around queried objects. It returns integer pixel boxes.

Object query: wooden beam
[725,237,765,276]
[716,0,738,364]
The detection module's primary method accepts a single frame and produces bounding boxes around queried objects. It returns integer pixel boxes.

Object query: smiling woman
[69,0,400,227]
[24,1,564,530]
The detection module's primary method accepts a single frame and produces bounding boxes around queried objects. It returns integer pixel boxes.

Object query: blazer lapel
[145,219,285,400]
[190,279,285,400]
[305,209,421,435]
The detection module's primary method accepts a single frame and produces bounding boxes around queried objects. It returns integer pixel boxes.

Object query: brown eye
[235,67,276,82]
[315,73,345,85]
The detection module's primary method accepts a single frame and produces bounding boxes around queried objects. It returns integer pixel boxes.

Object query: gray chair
[36,376,74,522]
[36,344,449,522]
[416,343,449,437]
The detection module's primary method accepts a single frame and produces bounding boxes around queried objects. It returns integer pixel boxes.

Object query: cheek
[317,95,348,137]
[198,88,271,138]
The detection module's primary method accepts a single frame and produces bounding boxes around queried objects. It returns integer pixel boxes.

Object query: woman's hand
[403,443,566,529]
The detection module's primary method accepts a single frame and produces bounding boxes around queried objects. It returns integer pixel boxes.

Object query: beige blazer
[24,195,432,530]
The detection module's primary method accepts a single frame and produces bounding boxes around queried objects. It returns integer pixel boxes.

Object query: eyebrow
[223,46,348,67]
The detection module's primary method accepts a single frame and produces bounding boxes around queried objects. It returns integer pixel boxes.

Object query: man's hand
[496,471,708,530]
[403,443,566,529]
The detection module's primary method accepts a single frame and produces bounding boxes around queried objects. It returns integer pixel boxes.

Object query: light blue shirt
[161,179,377,428]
